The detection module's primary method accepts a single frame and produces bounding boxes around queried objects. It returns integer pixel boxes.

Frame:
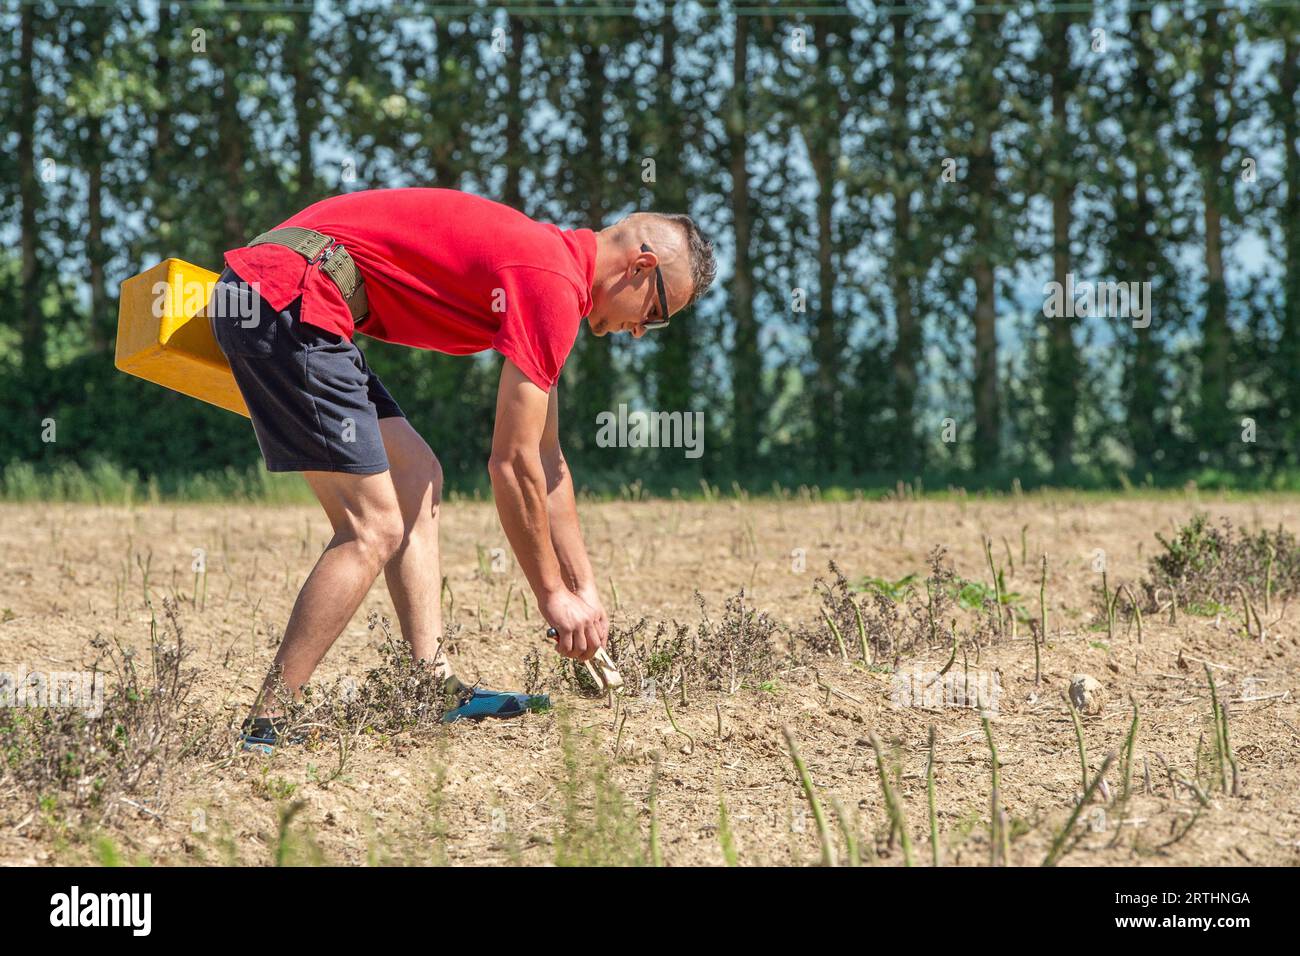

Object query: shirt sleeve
[491,266,583,391]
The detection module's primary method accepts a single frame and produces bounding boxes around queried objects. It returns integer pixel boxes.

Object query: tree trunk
[565,40,614,454]
[18,2,43,374]
[290,3,317,202]
[1128,180,1160,467]
[154,3,173,172]
[811,149,838,471]
[88,120,108,353]
[150,2,174,261]
[729,13,759,471]
[651,2,695,418]
[807,15,842,472]
[1283,32,1300,426]
[1125,7,1160,468]
[1045,11,1077,474]
[1197,9,1230,456]
[889,11,919,470]
[212,22,245,249]
[502,15,527,210]
[430,20,460,187]
[968,10,1003,471]
[971,250,999,471]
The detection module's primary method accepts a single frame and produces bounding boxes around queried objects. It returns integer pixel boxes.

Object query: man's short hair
[623,211,716,309]
[655,213,717,309]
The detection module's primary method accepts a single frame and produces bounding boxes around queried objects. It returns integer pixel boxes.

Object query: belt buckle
[309,239,338,266]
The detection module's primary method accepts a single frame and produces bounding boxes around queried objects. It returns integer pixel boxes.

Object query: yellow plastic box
[115,259,249,418]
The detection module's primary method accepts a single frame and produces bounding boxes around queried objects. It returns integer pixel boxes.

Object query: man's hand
[541,588,605,661]
[575,583,609,647]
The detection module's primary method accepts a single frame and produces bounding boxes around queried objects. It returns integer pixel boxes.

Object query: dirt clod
[1069,674,1106,715]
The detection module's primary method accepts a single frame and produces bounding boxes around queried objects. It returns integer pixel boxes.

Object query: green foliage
[2,5,1297,492]
[554,714,644,867]
[856,574,918,602]
[1153,514,1224,587]
[717,795,739,866]
[949,576,1027,621]
[1149,513,1300,604]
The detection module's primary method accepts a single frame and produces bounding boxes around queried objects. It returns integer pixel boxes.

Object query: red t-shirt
[223,188,597,391]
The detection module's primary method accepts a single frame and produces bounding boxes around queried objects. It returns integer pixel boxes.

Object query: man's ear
[630,246,657,276]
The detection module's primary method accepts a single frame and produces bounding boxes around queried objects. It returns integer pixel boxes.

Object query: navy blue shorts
[208,266,404,474]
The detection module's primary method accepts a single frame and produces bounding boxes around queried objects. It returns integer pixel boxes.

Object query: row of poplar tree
[3,1,1299,490]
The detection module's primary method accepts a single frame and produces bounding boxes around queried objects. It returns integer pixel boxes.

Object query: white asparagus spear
[546,627,625,692]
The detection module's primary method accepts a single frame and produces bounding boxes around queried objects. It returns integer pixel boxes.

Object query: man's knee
[353,510,406,567]
[399,448,443,515]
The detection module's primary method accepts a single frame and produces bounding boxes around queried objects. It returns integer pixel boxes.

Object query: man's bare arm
[488,360,602,660]
[540,384,608,644]
[540,384,594,592]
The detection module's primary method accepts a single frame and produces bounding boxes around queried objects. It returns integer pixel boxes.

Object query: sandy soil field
[2,490,1298,866]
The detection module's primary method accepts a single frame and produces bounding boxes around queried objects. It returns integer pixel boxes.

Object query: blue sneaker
[238,717,303,754]
[442,687,551,723]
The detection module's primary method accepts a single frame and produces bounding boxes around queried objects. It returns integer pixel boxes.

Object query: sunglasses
[640,243,671,331]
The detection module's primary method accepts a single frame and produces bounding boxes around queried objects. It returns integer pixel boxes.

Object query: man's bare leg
[250,469,405,718]
[378,417,447,673]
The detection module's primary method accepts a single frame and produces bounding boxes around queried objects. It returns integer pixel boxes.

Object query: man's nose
[631,324,646,339]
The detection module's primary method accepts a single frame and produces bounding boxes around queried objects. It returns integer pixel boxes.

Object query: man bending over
[206,188,716,748]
